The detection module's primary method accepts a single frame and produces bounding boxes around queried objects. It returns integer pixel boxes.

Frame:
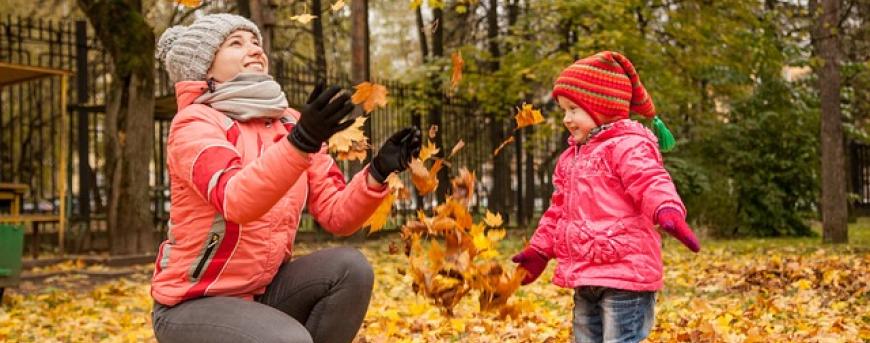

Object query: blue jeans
[572,286,656,343]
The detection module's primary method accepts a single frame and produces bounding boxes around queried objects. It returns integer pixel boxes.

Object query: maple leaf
[330,0,346,12]
[290,14,318,24]
[450,51,464,91]
[365,193,395,234]
[483,210,503,228]
[493,135,515,157]
[450,168,475,205]
[514,103,544,129]
[419,141,440,162]
[328,116,369,161]
[351,82,389,113]
[409,158,443,195]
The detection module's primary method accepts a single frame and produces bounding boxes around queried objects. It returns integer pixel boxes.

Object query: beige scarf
[194,73,288,122]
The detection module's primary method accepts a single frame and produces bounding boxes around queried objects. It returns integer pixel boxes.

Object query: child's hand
[656,208,701,252]
[511,247,550,285]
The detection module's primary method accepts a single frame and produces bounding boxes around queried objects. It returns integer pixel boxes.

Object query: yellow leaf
[176,0,201,8]
[365,193,395,233]
[514,103,544,129]
[351,82,389,113]
[484,211,503,227]
[450,318,466,333]
[290,14,318,24]
[328,117,369,161]
[409,0,423,9]
[419,141,440,162]
[450,51,464,91]
[330,0,346,12]
[493,135,515,157]
[386,173,404,193]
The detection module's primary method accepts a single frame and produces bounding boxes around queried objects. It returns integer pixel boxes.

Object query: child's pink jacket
[151,81,388,306]
[529,119,686,291]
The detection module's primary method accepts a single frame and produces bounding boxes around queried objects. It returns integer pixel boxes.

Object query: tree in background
[77,0,156,254]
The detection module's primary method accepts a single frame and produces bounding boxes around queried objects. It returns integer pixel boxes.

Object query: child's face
[559,96,598,144]
[207,30,268,82]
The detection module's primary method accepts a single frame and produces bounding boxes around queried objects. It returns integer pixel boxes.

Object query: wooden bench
[0,214,61,258]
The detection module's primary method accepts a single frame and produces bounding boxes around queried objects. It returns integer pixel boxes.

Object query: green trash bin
[0,224,25,303]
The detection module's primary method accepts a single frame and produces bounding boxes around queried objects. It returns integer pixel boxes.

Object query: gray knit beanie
[156,13,263,84]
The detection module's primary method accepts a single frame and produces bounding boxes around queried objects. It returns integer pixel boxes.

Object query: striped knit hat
[553,51,675,151]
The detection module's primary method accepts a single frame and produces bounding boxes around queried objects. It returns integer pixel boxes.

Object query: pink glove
[656,207,701,252]
[511,247,550,285]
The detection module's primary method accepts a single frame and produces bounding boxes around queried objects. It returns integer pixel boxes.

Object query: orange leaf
[409,158,443,195]
[176,0,201,7]
[419,141,440,162]
[492,135,515,157]
[483,210,503,227]
[450,51,464,91]
[514,103,543,129]
[365,192,395,234]
[450,168,475,204]
[351,82,389,113]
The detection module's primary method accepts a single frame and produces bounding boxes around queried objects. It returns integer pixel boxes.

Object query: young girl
[150,14,421,343]
[512,51,700,343]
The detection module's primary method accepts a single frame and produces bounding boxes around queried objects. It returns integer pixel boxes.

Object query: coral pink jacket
[529,119,686,291]
[151,81,388,306]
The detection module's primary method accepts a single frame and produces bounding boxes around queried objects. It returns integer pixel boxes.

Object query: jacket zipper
[192,232,220,280]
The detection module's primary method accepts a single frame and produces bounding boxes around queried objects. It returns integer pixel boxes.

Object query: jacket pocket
[573,220,633,264]
[188,214,227,283]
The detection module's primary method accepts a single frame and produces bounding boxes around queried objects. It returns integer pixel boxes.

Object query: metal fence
[1,15,567,255]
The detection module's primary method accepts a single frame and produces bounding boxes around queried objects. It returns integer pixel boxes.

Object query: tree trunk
[486,0,510,221]
[78,0,156,254]
[312,0,327,80]
[813,0,849,243]
[415,5,429,61]
[247,0,275,55]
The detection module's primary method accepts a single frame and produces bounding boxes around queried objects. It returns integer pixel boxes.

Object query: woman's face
[207,30,268,82]
[559,96,598,144]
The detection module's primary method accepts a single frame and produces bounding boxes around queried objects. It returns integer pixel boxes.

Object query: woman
[150,13,421,343]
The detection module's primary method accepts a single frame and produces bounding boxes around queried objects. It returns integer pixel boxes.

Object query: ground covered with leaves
[1,227,868,342]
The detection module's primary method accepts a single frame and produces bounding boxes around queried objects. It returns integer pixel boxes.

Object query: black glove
[370,127,422,183]
[289,84,356,153]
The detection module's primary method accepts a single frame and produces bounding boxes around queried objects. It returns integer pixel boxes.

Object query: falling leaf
[386,173,404,192]
[492,136,515,157]
[176,0,201,8]
[514,103,544,129]
[328,116,369,161]
[450,51,464,91]
[365,192,395,234]
[351,82,389,113]
[419,141,440,162]
[409,0,423,9]
[409,158,442,195]
[330,0,346,12]
[450,168,475,204]
[484,211,503,228]
[290,14,318,24]
[428,125,439,139]
[448,139,465,159]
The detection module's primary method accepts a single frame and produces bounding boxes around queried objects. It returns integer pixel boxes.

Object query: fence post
[74,20,91,230]
[514,126,525,227]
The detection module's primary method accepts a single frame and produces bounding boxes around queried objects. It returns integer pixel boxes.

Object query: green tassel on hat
[652,116,676,152]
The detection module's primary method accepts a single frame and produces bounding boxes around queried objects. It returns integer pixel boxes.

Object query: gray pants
[151,247,374,343]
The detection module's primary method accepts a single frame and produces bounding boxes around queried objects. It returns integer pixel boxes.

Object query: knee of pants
[332,247,374,288]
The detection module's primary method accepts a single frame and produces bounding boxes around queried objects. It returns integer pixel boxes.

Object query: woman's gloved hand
[289,84,356,153]
[369,127,422,183]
